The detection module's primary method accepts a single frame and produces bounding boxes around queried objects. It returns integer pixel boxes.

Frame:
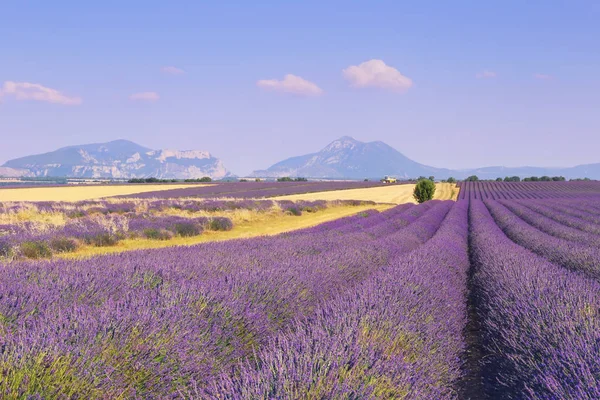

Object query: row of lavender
[0,200,473,398]
[469,197,600,398]
[119,180,387,199]
[458,180,600,200]
[0,198,355,260]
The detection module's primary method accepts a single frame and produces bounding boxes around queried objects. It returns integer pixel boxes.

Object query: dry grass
[57,203,393,260]
[0,184,203,202]
[271,183,459,204]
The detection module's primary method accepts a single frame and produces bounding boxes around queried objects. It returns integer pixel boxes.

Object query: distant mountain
[251,136,453,179]
[252,136,600,180]
[2,140,231,180]
[0,167,29,177]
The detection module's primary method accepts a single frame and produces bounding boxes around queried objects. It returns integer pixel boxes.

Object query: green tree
[465,175,479,182]
[447,177,456,184]
[413,179,436,203]
[428,176,435,182]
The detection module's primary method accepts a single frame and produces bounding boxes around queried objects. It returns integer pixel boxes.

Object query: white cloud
[0,81,82,105]
[342,59,413,92]
[476,70,497,79]
[256,74,323,96]
[534,73,552,80]
[161,66,185,75]
[129,92,160,101]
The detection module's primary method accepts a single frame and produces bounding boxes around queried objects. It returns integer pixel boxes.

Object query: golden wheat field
[271,182,459,204]
[0,184,203,202]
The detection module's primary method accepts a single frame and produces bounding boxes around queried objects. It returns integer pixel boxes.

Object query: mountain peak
[323,136,361,152]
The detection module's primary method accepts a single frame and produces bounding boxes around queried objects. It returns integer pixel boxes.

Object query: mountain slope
[252,136,600,180]
[3,140,231,179]
[252,136,452,179]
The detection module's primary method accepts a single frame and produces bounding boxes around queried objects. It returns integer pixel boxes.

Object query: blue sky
[1,0,599,175]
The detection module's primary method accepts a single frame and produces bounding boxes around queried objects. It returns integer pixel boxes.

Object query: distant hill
[251,136,453,179]
[252,136,600,180]
[2,140,231,180]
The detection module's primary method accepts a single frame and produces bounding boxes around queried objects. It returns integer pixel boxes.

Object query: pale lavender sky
[1,1,599,175]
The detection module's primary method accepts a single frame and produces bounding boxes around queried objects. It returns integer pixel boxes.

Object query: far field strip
[271,182,458,204]
[0,184,205,202]
[57,203,393,260]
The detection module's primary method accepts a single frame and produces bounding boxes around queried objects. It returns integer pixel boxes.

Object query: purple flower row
[207,200,470,398]
[458,181,600,200]
[0,201,457,397]
[484,199,600,280]
[470,200,600,398]
[118,180,387,199]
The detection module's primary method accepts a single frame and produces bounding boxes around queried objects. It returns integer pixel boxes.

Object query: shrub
[87,233,120,247]
[277,177,294,182]
[20,241,52,259]
[173,222,203,237]
[413,179,436,203]
[0,238,13,259]
[286,207,302,216]
[208,217,233,231]
[143,228,174,240]
[49,237,79,253]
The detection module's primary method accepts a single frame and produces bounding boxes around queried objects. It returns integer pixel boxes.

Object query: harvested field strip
[271,183,458,204]
[0,184,204,202]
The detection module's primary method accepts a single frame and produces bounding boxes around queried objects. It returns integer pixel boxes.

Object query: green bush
[87,233,120,247]
[20,241,52,259]
[0,239,14,259]
[143,228,174,240]
[49,237,79,253]
[173,223,202,237]
[286,207,302,216]
[208,217,234,231]
[413,179,436,203]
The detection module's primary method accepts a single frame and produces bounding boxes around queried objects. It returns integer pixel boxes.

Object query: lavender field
[120,181,387,200]
[2,182,600,398]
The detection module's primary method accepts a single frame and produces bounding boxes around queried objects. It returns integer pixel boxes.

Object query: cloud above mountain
[257,74,323,96]
[342,59,413,92]
[0,81,82,105]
